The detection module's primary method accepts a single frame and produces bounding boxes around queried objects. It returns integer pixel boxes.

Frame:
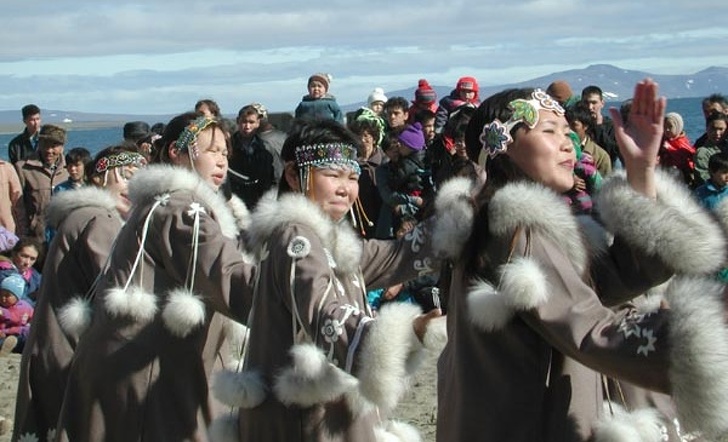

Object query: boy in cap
[294,72,345,125]
[0,274,34,356]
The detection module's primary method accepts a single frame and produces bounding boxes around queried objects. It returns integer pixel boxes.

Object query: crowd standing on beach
[1,72,728,441]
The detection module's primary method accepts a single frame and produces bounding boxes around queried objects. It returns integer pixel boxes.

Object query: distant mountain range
[1,64,726,126]
[342,64,728,112]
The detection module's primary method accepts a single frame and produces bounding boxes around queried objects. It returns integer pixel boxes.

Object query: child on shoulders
[294,72,345,125]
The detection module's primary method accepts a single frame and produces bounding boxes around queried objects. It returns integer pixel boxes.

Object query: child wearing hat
[294,72,345,125]
[0,273,34,356]
[409,79,439,123]
[386,123,432,229]
[435,76,480,133]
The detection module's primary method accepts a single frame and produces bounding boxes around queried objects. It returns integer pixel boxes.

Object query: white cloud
[1,0,727,114]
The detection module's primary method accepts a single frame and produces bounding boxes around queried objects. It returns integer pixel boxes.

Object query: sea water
[0,96,710,161]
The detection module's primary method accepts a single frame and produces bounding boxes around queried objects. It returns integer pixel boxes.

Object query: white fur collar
[489,181,589,276]
[249,191,363,275]
[46,186,120,229]
[128,165,244,239]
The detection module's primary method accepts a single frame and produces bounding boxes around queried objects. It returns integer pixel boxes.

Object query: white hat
[367,87,388,107]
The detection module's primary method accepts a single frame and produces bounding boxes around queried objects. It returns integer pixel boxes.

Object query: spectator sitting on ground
[0,237,43,305]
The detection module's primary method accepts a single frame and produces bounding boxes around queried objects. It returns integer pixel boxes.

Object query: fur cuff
[356,302,423,413]
[374,420,423,442]
[213,369,266,408]
[104,286,157,322]
[207,414,239,442]
[161,288,206,338]
[432,177,475,259]
[273,343,359,407]
[592,403,664,441]
[57,296,93,339]
[422,316,447,355]
[467,257,550,331]
[596,170,726,275]
[664,276,728,438]
[226,195,251,231]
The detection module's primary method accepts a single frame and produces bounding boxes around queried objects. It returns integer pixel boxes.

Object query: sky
[2,0,728,116]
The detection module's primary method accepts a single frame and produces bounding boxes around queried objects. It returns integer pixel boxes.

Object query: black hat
[123,121,151,143]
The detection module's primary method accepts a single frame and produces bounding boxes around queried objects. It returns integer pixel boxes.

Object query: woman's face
[103,165,140,217]
[13,246,38,273]
[310,167,359,222]
[176,127,229,190]
[359,131,375,159]
[506,110,575,193]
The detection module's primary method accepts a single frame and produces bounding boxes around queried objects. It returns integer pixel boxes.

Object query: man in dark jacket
[8,104,42,165]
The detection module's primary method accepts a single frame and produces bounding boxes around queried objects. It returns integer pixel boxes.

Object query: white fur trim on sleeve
[57,296,93,339]
[212,369,267,409]
[596,170,726,275]
[161,288,206,338]
[432,177,475,259]
[104,286,158,322]
[356,302,423,413]
[664,276,728,438]
[273,343,359,407]
[592,403,664,442]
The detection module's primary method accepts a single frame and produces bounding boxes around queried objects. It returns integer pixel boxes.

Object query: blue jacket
[294,94,344,125]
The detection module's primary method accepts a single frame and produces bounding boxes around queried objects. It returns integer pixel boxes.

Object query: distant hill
[1,64,726,126]
[341,64,728,112]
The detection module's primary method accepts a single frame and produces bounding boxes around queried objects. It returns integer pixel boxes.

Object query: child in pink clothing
[0,274,34,355]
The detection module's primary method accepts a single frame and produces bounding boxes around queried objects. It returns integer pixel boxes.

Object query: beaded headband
[176,116,218,156]
[94,151,147,174]
[294,142,361,175]
[479,89,565,158]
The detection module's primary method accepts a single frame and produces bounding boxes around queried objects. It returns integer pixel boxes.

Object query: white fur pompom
[593,404,664,442]
[213,369,267,409]
[207,414,239,442]
[104,286,158,322]
[161,288,206,338]
[499,257,550,310]
[274,343,358,407]
[57,296,93,338]
[467,279,513,331]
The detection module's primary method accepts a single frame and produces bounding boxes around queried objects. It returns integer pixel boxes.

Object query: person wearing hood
[12,144,147,442]
[55,113,256,441]
[294,72,345,125]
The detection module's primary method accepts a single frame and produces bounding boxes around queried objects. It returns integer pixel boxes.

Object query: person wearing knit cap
[295,72,345,125]
[661,111,696,186]
[0,273,34,356]
[435,76,480,133]
[386,122,432,229]
[367,87,388,115]
[411,79,439,119]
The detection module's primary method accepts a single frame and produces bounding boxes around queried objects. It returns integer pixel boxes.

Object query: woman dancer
[212,119,466,441]
[55,113,255,441]
[13,144,146,442]
[435,80,728,441]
